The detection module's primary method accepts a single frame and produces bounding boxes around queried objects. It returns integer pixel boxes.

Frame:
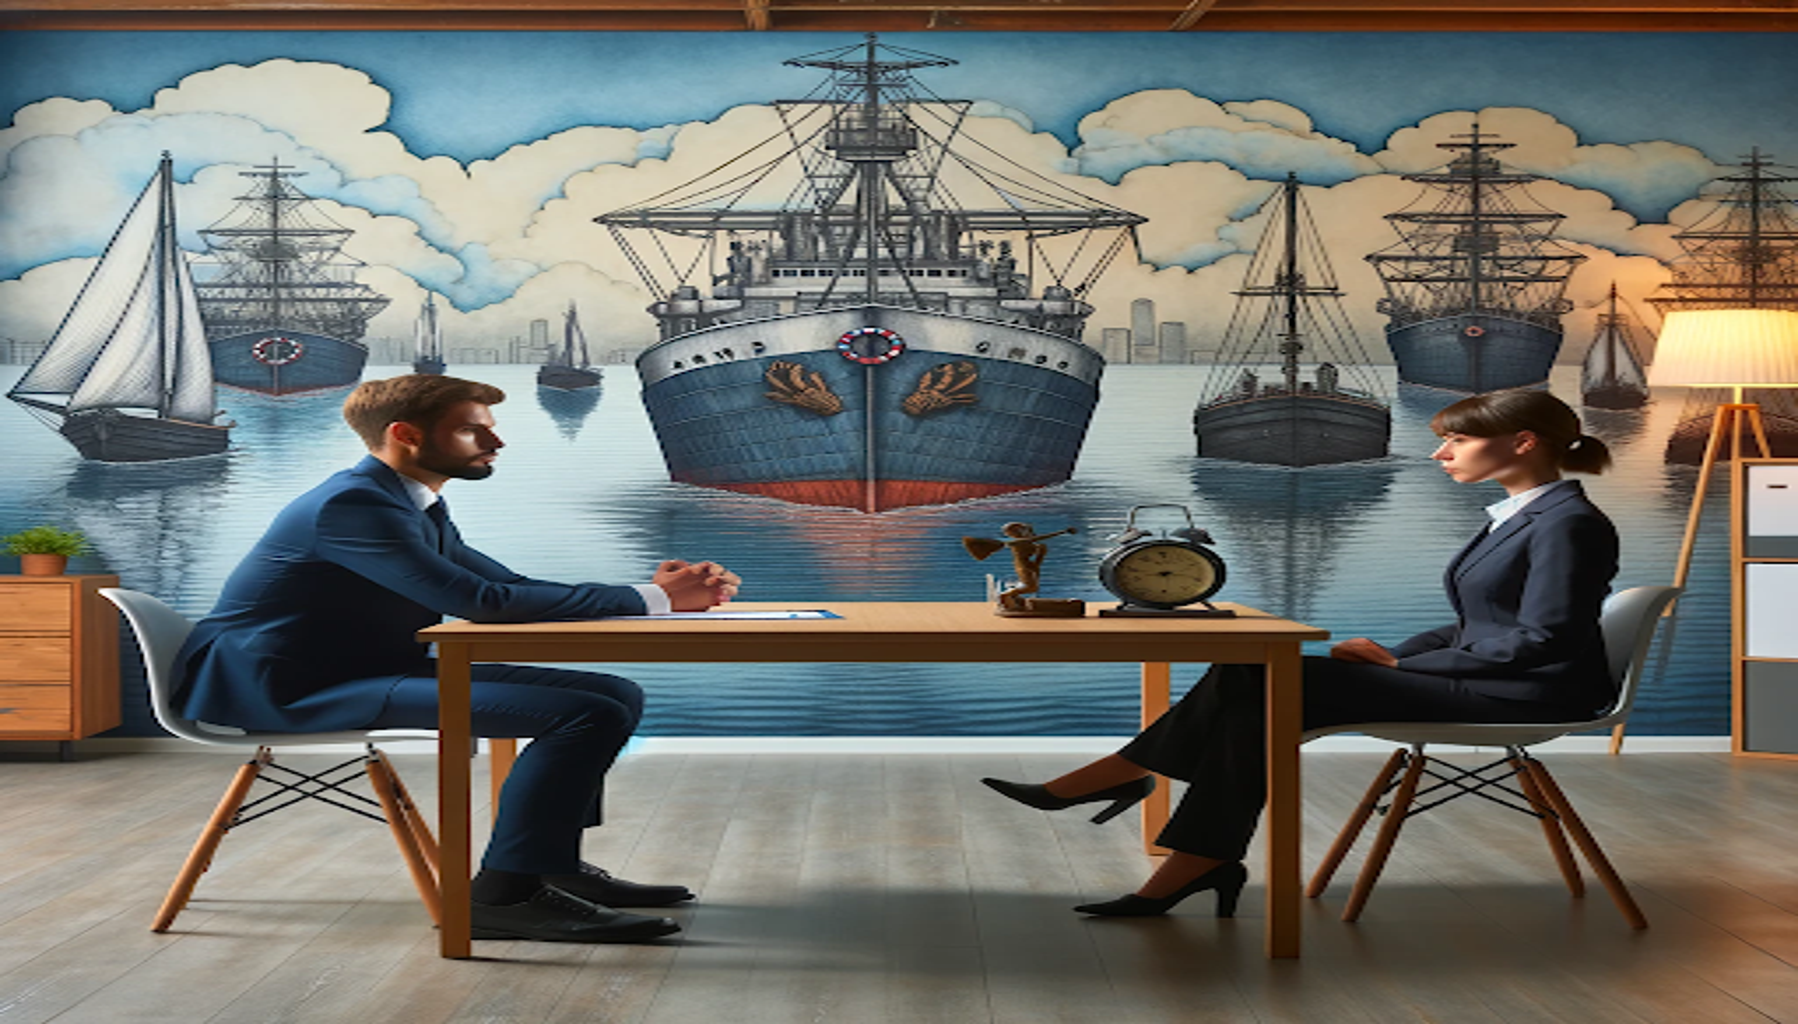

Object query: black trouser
[1116,658,1591,862]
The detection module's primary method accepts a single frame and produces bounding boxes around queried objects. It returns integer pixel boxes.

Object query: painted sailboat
[597,35,1145,512]
[1367,124,1586,393]
[1193,173,1390,466]
[412,293,445,376]
[1651,148,1798,462]
[537,302,602,391]
[195,159,390,395]
[7,153,231,462]
[1580,283,1650,410]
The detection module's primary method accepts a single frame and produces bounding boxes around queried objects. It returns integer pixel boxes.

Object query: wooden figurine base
[995,597,1087,618]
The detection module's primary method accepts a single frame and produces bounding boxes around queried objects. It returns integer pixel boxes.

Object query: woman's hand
[654,559,742,611]
[1330,637,1397,667]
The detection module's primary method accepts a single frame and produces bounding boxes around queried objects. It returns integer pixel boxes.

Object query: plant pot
[19,553,68,576]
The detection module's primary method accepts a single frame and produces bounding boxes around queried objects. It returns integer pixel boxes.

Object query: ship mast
[1651,148,1798,311]
[1278,174,1304,393]
[1367,123,1584,326]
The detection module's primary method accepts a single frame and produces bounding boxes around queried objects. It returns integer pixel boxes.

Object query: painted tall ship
[596,35,1145,512]
[7,153,231,462]
[538,302,602,391]
[195,159,390,394]
[1193,173,1390,466]
[412,293,445,376]
[1367,124,1586,393]
[1650,149,1798,462]
[1581,282,1650,410]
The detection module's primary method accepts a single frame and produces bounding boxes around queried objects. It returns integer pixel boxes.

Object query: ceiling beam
[3,0,1796,31]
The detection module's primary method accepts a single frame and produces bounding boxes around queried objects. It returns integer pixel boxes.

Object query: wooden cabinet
[0,574,120,759]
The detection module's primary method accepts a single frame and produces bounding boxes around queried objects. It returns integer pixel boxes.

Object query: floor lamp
[1610,308,1798,753]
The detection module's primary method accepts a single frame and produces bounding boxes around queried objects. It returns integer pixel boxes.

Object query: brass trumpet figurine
[962,522,1085,618]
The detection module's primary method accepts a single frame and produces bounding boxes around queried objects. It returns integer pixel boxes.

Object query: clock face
[1104,541,1223,608]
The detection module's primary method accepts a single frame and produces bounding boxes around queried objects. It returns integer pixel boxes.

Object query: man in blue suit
[175,375,740,943]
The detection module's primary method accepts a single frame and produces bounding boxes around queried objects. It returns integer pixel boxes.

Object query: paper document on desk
[605,610,842,620]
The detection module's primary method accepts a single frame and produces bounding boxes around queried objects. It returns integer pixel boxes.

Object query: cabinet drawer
[0,684,72,733]
[0,585,71,634]
[0,637,72,682]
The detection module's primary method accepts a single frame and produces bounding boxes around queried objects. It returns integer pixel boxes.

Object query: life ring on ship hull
[837,326,905,365]
[1463,325,1486,338]
[251,336,305,366]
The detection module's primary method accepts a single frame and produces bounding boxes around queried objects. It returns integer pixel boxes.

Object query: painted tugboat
[597,35,1145,512]
[1367,124,1586,394]
[1193,173,1390,466]
[195,159,389,394]
[7,153,231,462]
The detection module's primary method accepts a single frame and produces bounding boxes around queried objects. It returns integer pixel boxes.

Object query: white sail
[12,156,216,423]
[564,302,590,367]
[414,294,442,360]
[10,169,164,400]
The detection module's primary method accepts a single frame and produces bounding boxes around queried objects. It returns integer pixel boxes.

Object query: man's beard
[418,446,495,480]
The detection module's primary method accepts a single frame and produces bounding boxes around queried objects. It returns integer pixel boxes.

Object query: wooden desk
[421,601,1327,959]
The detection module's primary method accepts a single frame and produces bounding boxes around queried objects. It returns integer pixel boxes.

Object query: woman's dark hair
[1430,389,1612,474]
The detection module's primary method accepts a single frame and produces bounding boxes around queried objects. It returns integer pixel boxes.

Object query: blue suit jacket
[1388,479,1620,712]
[173,456,649,732]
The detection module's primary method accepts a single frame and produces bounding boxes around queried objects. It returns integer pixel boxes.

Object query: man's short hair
[342,375,506,449]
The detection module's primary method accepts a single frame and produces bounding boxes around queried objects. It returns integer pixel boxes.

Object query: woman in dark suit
[984,389,1619,917]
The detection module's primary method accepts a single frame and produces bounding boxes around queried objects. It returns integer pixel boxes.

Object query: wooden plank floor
[1,750,1795,1023]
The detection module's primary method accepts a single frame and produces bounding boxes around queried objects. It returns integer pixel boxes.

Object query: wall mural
[3,31,1795,737]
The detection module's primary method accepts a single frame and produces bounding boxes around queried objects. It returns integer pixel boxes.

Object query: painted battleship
[1193,173,1390,466]
[195,159,390,395]
[1367,124,1585,393]
[7,153,231,462]
[1650,149,1798,463]
[596,35,1145,512]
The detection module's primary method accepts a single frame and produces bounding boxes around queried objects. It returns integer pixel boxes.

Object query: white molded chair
[1305,585,1681,930]
[100,588,443,932]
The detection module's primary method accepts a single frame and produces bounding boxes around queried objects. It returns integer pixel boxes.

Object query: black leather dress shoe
[544,863,695,907]
[470,885,682,943]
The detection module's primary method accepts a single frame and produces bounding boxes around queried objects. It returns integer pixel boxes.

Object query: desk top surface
[421,601,1329,657]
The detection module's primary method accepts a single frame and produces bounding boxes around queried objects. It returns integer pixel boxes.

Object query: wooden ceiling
[3,0,1797,32]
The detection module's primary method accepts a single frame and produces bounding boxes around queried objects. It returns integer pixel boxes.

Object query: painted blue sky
[2,31,1795,164]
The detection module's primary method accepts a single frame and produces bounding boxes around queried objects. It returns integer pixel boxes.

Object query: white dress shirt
[1483,479,1564,531]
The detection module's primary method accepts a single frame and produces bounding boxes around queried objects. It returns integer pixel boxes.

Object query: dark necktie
[426,499,450,553]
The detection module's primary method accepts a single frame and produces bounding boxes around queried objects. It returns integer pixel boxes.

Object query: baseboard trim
[10,734,1735,757]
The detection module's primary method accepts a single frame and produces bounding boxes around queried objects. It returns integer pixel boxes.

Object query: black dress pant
[1116,658,1593,862]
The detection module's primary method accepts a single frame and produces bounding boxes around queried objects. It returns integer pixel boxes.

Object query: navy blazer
[173,456,649,732]
[1388,479,1620,712]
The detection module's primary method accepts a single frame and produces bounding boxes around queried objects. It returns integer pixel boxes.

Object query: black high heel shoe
[1073,861,1248,918]
[980,776,1155,825]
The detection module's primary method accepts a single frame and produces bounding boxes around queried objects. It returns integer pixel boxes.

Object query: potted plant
[4,525,91,576]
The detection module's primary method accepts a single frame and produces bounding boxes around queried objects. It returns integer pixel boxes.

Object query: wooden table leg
[1264,642,1303,958]
[437,643,473,959]
[1140,662,1172,856]
[489,739,517,815]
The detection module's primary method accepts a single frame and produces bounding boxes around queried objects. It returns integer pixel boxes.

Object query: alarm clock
[1097,504,1234,617]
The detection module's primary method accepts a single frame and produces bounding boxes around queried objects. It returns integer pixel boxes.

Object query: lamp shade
[1648,308,1798,388]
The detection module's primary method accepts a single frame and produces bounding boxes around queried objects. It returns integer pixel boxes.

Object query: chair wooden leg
[1522,758,1647,929]
[1308,747,1407,898]
[385,759,440,875]
[1511,754,1584,897]
[153,750,267,933]
[1341,746,1426,923]
[367,751,444,927]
